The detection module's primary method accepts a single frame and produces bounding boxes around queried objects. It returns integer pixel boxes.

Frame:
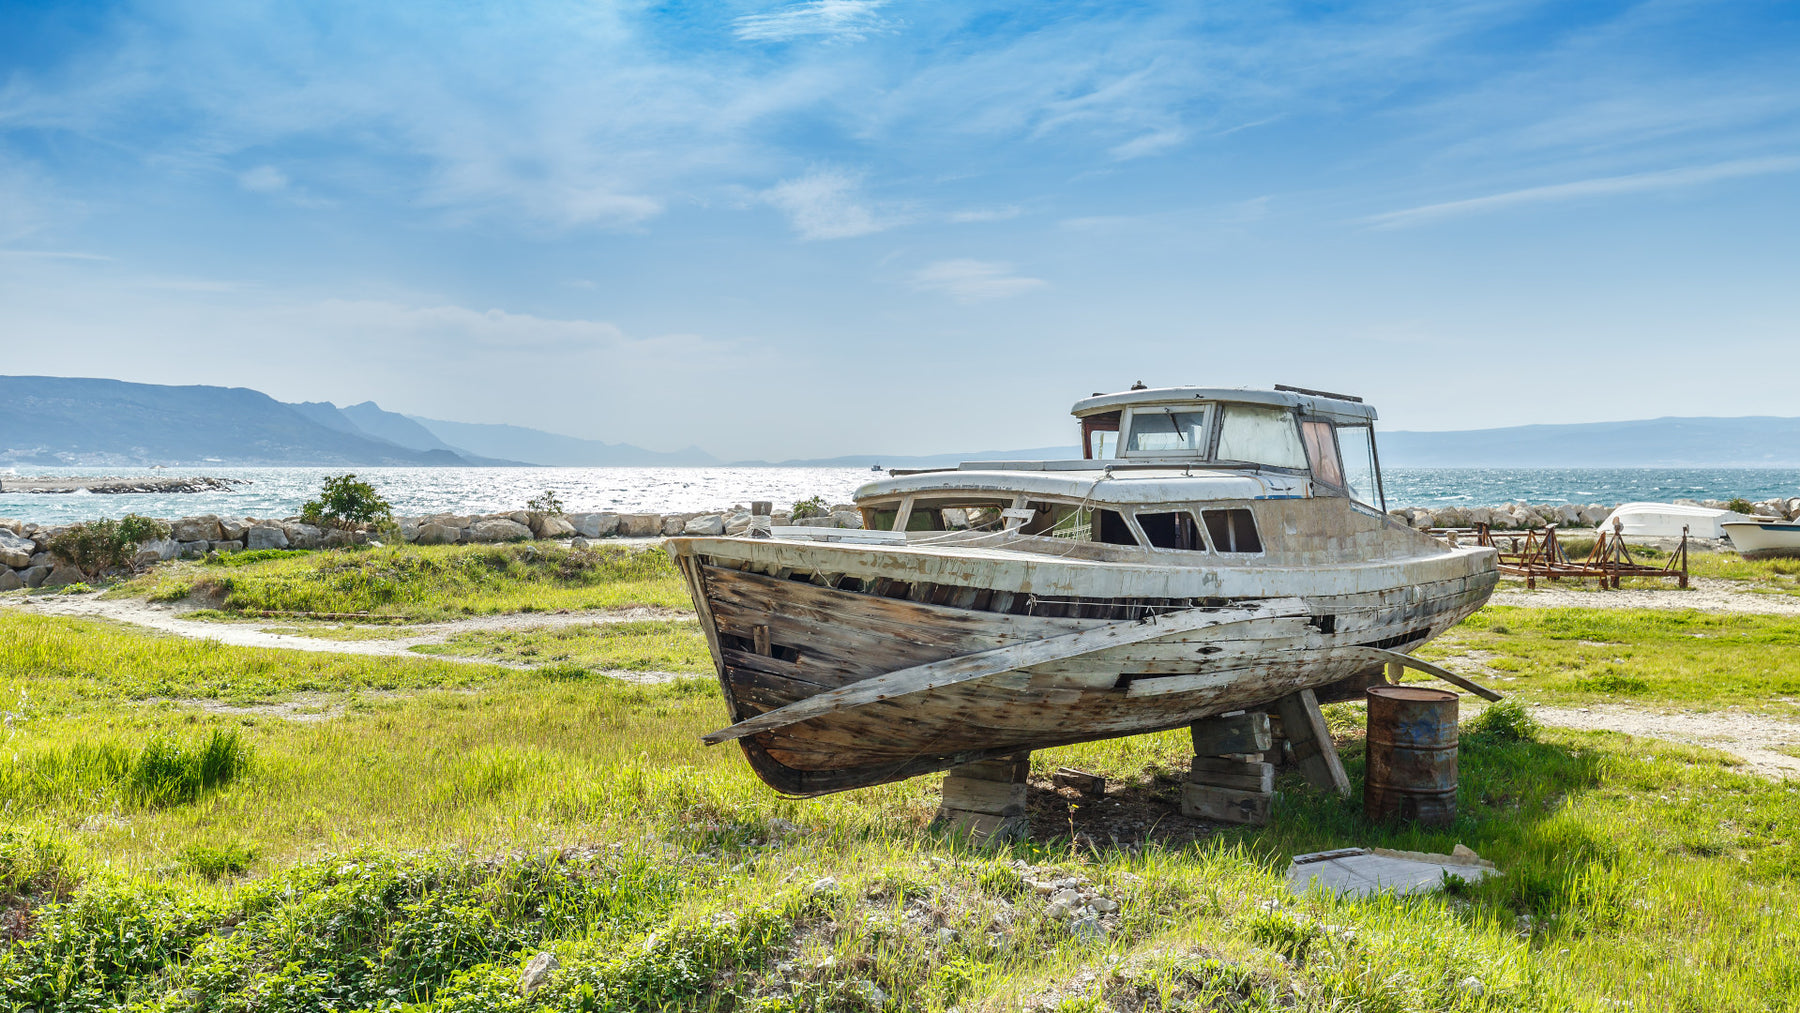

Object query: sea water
[0,465,1795,527]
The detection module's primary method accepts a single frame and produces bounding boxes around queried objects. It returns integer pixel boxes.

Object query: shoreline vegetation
[4,485,1800,1009]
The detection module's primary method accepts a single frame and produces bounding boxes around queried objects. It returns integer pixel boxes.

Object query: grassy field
[116,542,691,620]
[5,547,1800,1010]
[1419,606,1800,716]
[412,619,714,675]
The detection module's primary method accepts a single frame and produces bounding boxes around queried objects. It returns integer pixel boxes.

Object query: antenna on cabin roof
[1274,383,1363,403]
[1130,380,1148,390]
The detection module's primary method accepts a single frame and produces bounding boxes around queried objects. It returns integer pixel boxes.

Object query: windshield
[1215,405,1307,469]
[1335,424,1382,507]
[1125,409,1210,454]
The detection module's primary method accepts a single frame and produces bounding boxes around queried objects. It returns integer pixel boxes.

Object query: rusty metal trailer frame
[1433,521,1688,590]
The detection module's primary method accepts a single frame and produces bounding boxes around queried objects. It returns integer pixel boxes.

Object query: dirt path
[1529,703,1800,780]
[1491,577,1800,615]
[0,591,692,671]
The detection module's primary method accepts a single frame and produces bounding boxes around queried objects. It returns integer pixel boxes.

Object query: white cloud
[1365,155,1800,229]
[1109,127,1186,161]
[947,205,1022,224]
[734,1,892,43]
[910,259,1046,302]
[762,168,897,240]
[238,165,289,192]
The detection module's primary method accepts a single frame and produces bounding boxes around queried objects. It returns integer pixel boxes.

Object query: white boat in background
[1597,502,1747,540]
[1722,520,1800,559]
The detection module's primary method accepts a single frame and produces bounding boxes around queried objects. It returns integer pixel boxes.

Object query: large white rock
[571,512,620,538]
[42,564,86,587]
[0,568,23,591]
[178,540,209,559]
[137,538,180,562]
[683,514,725,536]
[398,517,423,542]
[830,510,864,530]
[661,514,689,537]
[284,523,324,549]
[617,513,662,538]
[171,515,224,542]
[530,514,576,539]
[219,518,251,541]
[0,530,32,569]
[470,518,533,542]
[723,511,753,536]
[247,525,290,550]
[21,565,50,588]
[416,522,461,545]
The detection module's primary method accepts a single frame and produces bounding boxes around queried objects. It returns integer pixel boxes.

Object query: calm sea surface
[1,465,1795,526]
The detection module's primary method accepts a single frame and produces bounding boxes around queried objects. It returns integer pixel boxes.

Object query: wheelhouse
[854,385,1391,556]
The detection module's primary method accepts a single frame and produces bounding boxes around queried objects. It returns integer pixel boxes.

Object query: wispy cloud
[910,259,1046,302]
[762,168,900,240]
[0,249,110,260]
[1365,155,1800,229]
[734,1,892,43]
[238,165,289,193]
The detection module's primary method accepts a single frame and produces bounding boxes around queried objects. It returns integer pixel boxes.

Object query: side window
[1137,511,1204,550]
[1301,420,1345,490]
[1202,509,1262,553]
[1334,425,1382,508]
[1082,411,1121,460]
[1095,509,1139,545]
[1215,405,1307,469]
[1124,408,1210,455]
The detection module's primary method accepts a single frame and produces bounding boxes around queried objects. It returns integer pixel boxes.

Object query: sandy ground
[0,591,691,681]
[1529,704,1800,781]
[1491,576,1800,615]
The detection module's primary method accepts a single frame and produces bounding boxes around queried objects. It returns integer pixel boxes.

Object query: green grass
[412,619,713,674]
[3,607,1799,1011]
[1419,606,1800,715]
[115,541,691,621]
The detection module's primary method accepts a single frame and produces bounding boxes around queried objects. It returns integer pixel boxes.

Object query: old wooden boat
[667,385,1499,796]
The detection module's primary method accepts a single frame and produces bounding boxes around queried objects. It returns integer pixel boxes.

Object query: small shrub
[48,514,171,573]
[301,474,394,531]
[127,729,252,807]
[57,582,92,595]
[1728,498,1754,515]
[147,580,192,602]
[791,496,828,520]
[177,840,258,880]
[526,489,565,516]
[1466,698,1540,742]
[1245,908,1321,963]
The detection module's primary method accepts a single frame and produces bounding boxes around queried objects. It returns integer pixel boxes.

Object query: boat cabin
[854,385,1396,559]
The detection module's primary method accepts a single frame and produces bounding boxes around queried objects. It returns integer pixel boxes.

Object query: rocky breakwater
[0,502,868,590]
[0,476,247,494]
[1387,497,1800,532]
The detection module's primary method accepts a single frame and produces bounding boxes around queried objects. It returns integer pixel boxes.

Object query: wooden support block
[950,753,1030,784]
[1189,712,1272,755]
[940,777,1027,816]
[1188,757,1274,793]
[932,808,1028,845]
[1275,688,1351,797]
[1052,767,1105,795]
[1179,783,1272,825]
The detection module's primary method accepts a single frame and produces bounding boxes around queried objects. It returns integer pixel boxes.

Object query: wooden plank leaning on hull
[702,598,1312,746]
[1344,646,1503,701]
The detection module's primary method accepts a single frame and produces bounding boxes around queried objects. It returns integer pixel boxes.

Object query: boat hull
[670,535,1497,795]
[1723,521,1800,559]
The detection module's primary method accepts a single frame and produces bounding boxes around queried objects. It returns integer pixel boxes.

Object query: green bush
[526,489,565,516]
[790,495,828,520]
[301,474,393,531]
[47,514,171,574]
[1465,698,1540,742]
[1728,497,1755,515]
[177,840,258,881]
[126,729,253,807]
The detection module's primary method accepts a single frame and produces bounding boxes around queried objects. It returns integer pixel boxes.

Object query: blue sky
[1,0,1796,458]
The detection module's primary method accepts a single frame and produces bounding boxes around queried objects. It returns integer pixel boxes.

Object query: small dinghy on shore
[667,385,1499,796]
[1723,519,1800,559]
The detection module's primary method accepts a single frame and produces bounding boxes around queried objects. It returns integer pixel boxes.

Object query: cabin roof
[856,467,1311,505]
[1070,386,1378,424]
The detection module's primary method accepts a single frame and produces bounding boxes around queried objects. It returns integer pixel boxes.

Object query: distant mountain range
[3,375,1797,469]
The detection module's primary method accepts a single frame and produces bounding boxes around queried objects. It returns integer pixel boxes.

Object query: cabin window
[1124,407,1211,455]
[1202,508,1262,553]
[1096,509,1138,545]
[1082,411,1121,459]
[1335,424,1382,509]
[1301,420,1345,490]
[1215,405,1307,469]
[1030,504,1093,540]
[1137,511,1204,550]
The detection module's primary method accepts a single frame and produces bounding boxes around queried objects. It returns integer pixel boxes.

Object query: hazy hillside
[0,376,469,466]
[1381,417,1800,467]
[410,416,717,467]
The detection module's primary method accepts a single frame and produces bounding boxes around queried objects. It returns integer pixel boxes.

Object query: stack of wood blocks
[933,753,1030,844]
[1182,688,1352,826]
[1181,711,1276,825]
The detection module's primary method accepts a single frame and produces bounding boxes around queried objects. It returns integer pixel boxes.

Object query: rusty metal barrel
[1364,685,1459,826]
